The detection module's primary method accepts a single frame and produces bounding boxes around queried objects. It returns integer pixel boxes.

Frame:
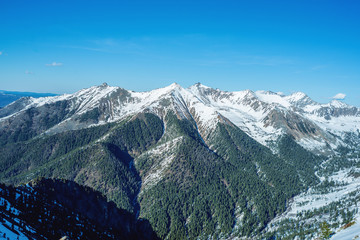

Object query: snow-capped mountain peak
[1,83,360,154]
[287,91,308,101]
[255,90,291,108]
[328,99,349,108]
[285,91,316,107]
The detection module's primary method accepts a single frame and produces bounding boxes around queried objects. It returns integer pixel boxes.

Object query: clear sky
[1,0,360,106]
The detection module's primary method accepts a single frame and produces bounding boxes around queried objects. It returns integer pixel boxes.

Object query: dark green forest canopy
[0,111,322,239]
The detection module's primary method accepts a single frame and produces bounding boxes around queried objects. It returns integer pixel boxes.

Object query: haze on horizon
[0,0,359,106]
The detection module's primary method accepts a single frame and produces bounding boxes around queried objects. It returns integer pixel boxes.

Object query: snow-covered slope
[0,221,29,240]
[0,187,34,240]
[0,208,30,240]
[1,82,359,154]
[331,220,360,240]
[187,83,360,152]
[263,150,360,239]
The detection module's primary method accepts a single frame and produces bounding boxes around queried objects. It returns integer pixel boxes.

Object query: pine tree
[319,221,332,239]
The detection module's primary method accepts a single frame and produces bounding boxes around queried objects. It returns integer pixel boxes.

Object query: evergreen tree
[319,221,332,239]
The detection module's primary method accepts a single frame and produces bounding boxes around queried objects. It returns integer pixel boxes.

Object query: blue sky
[1,0,360,106]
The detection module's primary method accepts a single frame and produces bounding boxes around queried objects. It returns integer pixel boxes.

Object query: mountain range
[0,83,359,239]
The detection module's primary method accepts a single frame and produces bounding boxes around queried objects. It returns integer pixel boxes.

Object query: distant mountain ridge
[0,90,57,108]
[1,83,359,154]
[0,83,359,239]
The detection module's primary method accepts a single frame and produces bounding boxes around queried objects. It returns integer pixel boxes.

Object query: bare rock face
[263,109,320,138]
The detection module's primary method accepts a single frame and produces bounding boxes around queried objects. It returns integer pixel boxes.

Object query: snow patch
[139,136,183,191]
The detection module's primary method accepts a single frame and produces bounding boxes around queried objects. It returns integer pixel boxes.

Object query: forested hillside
[0,178,158,239]
[1,83,359,239]
[0,110,323,239]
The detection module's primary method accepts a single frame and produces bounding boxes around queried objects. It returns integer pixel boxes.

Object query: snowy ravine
[136,136,184,192]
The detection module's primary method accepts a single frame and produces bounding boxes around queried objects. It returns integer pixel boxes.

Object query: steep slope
[0,178,159,240]
[0,113,164,213]
[134,111,324,239]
